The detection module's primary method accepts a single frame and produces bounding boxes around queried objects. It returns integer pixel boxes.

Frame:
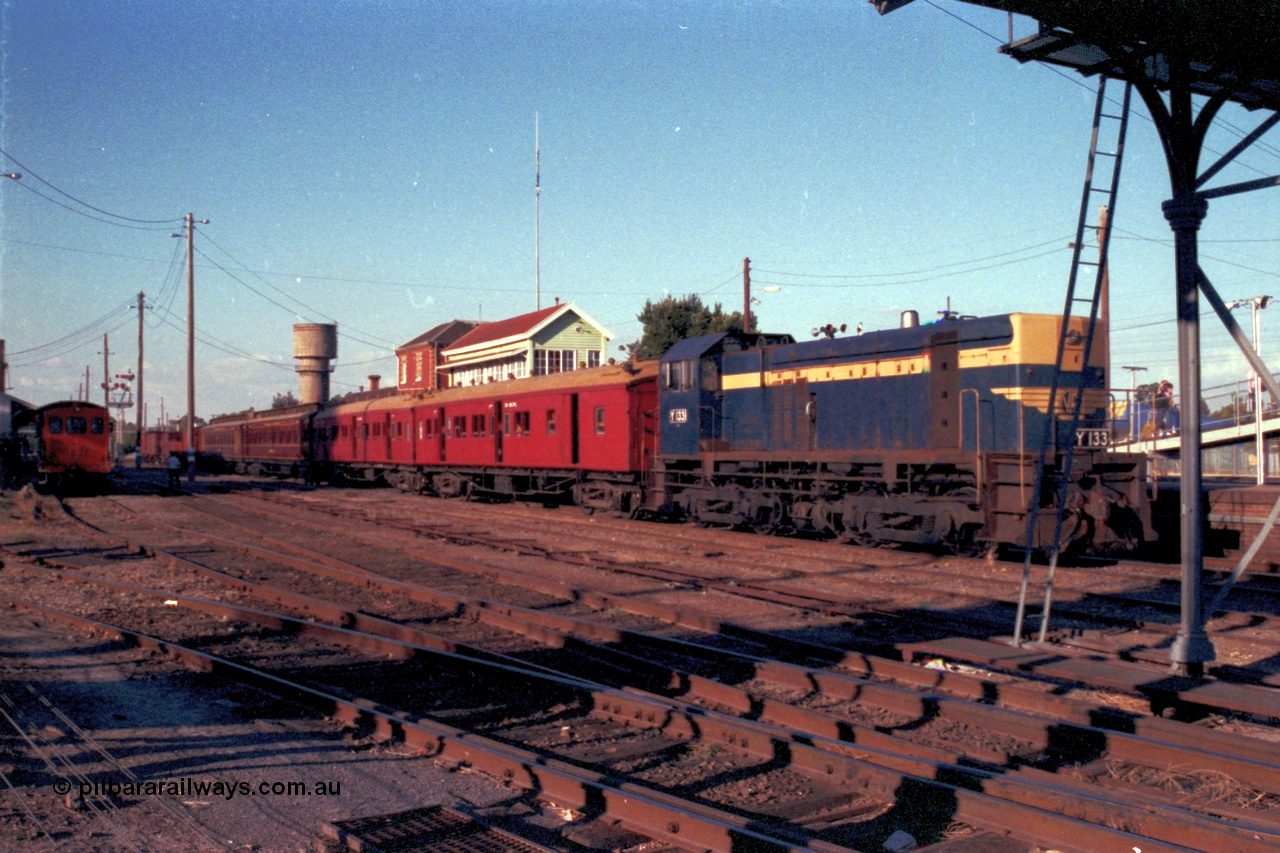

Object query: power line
[0,147,184,227]
[196,232,400,348]
[756,237,1070,281]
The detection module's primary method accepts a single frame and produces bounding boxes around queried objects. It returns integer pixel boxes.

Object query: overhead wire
[922,0,1280,178]
[8,304,136,367]
[150,311,293,371]
[194,232,401,349]
[0,147,183,229]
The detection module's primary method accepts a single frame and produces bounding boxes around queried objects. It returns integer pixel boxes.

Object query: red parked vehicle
[311,361,658,513]
[199,402,320,478]
[139,427,184,465]
[16,400,111,491]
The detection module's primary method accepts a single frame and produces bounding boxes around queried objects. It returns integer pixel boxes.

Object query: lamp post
[1121,365,1147,442]
[1228,296,1272,484]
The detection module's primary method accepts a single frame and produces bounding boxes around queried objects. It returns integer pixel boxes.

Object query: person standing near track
[1155,379,1179,436]
[166,451,182,492]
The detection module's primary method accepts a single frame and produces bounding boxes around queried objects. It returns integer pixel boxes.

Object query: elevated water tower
[293,323,338,405]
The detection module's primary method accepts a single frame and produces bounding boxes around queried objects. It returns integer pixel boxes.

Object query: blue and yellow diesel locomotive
[650,312,1152,554]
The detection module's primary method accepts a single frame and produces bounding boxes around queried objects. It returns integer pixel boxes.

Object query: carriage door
[929,330,960,448]
[570,394,580,465]
[492,401,503,463]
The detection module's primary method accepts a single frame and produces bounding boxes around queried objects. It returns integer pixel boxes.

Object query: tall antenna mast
[535,113,542,310]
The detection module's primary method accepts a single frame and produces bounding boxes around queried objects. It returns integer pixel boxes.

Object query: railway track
[245,487,1280,682]
[3,482,1280,850]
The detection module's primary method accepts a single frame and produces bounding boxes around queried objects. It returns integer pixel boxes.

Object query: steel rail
[6,556,1280,852]
[0,586,1235,853]
[73,497,1280,789]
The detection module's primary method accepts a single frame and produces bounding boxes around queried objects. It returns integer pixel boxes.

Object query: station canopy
[872,1,1280,112]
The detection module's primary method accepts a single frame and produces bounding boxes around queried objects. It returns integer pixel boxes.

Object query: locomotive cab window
[67,417,87,435]
[701,357,719,392]
[91,418,105,435]
[664,360,694,391]
[47,417,63,434]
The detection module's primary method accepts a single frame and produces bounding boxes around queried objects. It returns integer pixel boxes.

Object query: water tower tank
[293,324,338,405]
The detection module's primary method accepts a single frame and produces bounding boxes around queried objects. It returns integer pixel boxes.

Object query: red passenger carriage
[312,361,658,512]
[16,400,111,490]
[139,427,184,465]
[199,403,319,478]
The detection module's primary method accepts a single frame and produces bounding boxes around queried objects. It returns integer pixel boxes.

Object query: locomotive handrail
[959,388,983,494]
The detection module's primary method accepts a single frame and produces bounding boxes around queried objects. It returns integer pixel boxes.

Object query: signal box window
[594,406,606,434]
[587,351,601,368]
[562,349,576,371]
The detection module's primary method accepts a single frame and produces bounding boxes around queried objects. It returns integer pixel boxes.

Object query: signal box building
[395,320,481,393]
[437,302,612,388]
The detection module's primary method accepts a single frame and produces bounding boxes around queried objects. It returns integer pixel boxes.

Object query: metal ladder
[1013,77,1132,645]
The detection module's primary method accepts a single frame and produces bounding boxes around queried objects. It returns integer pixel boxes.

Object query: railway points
[2,472,1280,850]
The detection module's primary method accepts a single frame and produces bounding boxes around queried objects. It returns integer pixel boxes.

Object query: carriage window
[67,417,87,434]
[453,415,468,437]
[471,414,487,437]
[546,409,556,435]
[47,416,63,434]
[594,406,606,435]
[514,411,530,436]
[91,418,105,435]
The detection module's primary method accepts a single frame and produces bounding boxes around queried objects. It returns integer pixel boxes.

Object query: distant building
[440,302,612,387]
[395,320,481,393]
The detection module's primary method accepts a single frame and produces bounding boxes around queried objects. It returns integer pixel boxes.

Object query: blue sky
[3,0,1280,423]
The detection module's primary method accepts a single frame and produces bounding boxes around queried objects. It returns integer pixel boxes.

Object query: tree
[272,391,299,409]
[626,294,744,360]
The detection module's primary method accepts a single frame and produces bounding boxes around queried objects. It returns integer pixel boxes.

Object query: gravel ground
[0,489,529,853]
